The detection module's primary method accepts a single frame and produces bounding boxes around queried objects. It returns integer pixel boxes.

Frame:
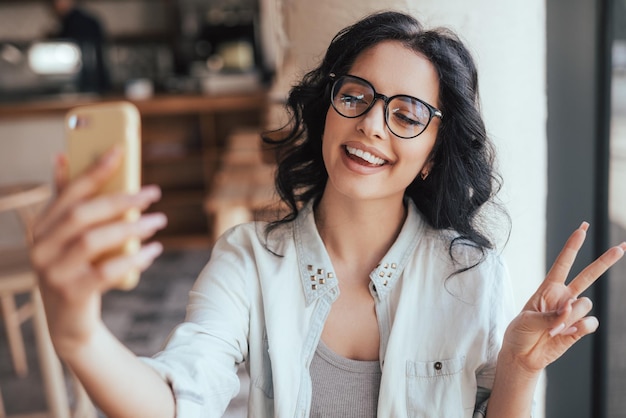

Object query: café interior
[0,0,276,416]
[1,1,625,418]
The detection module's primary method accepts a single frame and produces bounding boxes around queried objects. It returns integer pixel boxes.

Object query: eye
[390,106,426,128]
[388,96,432,131]
[340,93,368,108]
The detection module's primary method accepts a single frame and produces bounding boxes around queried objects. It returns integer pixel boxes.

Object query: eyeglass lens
[331,75,435,139]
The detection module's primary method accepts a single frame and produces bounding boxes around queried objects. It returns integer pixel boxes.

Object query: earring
[420,170,429,180]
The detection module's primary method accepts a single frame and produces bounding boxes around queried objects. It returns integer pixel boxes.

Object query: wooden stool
[0,183,95,418]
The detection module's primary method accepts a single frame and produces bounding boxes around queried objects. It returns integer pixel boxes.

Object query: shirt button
[434,361,443,371]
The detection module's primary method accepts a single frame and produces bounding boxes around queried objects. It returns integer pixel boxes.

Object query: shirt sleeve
[473,254,519,413]
[472,254,538,417]
[141,227,253,418]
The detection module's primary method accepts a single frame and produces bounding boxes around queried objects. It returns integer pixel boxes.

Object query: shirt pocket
[253,332,274,399]
[406,356,468,418]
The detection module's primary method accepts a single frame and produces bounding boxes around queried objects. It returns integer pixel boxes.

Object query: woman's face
[321,40,441,205]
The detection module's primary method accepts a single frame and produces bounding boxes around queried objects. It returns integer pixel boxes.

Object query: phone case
[65,101,142,290]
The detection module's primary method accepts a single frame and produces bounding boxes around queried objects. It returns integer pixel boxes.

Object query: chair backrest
[0,183,51,245]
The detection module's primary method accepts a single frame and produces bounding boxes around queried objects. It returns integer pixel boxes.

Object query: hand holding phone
[65,101,142,290]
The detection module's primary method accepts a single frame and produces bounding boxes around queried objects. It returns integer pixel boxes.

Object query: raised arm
[31,147,175,418]
[487,223,626,417]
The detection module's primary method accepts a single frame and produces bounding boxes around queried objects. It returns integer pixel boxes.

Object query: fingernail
[579,221,589,231]
[549,322,566,337]
[137,242,163,265]
[619,242,626,252]
[137,185,161,200]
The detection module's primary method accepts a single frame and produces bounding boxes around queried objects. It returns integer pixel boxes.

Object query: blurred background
[0,0,624,417]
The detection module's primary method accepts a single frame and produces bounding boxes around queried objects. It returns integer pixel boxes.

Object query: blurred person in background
[48,0,110,93]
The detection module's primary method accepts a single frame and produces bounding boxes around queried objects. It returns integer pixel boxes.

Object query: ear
[420,159,435,180]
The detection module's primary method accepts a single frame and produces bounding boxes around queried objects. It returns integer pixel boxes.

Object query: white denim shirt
[143,200,516,418]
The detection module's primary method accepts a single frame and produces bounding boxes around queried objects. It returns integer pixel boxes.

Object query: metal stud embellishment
[376,261,398,285]
[434,361,443,371]
[308,265,334,290]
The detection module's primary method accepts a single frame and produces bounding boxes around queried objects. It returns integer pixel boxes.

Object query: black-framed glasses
[329,73,443,139]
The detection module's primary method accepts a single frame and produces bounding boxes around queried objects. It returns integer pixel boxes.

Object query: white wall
[413,1,547,301]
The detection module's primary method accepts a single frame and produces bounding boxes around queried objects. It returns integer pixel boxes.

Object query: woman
[31,11,625,418]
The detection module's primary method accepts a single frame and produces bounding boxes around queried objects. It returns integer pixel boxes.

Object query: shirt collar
[294,202,339,305]
[294,200,425,306]
[369,199,424,300]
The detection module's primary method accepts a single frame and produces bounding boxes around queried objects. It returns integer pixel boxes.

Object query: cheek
[395,142,437,179]
[398,139,436,164]
[323,108,342,136]
[321,110,343,157]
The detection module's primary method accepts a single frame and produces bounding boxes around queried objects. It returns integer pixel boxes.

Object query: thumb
[514,301,573,336]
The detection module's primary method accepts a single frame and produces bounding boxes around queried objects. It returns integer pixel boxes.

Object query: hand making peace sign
[502,222,626,374]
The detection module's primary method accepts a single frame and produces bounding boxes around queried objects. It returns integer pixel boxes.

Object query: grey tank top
[309,340,382,418]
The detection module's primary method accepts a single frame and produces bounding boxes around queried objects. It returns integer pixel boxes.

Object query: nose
[356,98,388,140]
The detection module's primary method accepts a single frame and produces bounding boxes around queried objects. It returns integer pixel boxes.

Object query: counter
[0,91,268,119]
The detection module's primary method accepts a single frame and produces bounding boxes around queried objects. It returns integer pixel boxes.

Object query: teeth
[345,146,386,165]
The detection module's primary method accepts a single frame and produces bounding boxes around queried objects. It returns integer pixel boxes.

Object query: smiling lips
[345,145,387,166]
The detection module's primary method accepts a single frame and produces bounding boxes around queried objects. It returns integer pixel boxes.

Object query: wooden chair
[0,183,96,418]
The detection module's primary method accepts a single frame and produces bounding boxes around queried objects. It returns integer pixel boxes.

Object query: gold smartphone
[65,101,142,290]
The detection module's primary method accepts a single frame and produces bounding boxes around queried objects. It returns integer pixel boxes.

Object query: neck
[314,188,407,274]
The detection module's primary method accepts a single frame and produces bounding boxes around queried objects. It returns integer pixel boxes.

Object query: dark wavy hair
[262,11,508,264]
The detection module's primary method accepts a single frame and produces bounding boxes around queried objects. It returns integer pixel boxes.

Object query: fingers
[35,210,166,274]
[36,146,123,240]
[54,154,69,193]
[563,316,600,338]
[44,240,164,299]
[548,297,593,337]
[33,185,162,268]
[516,309,566,336]
[94,241,164,290]
[516,297,594,339]
[77,212,167,261]
[543,221,625,297]
[544,222,589,285]
[41,213,167,294]
[568,242,626,297]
